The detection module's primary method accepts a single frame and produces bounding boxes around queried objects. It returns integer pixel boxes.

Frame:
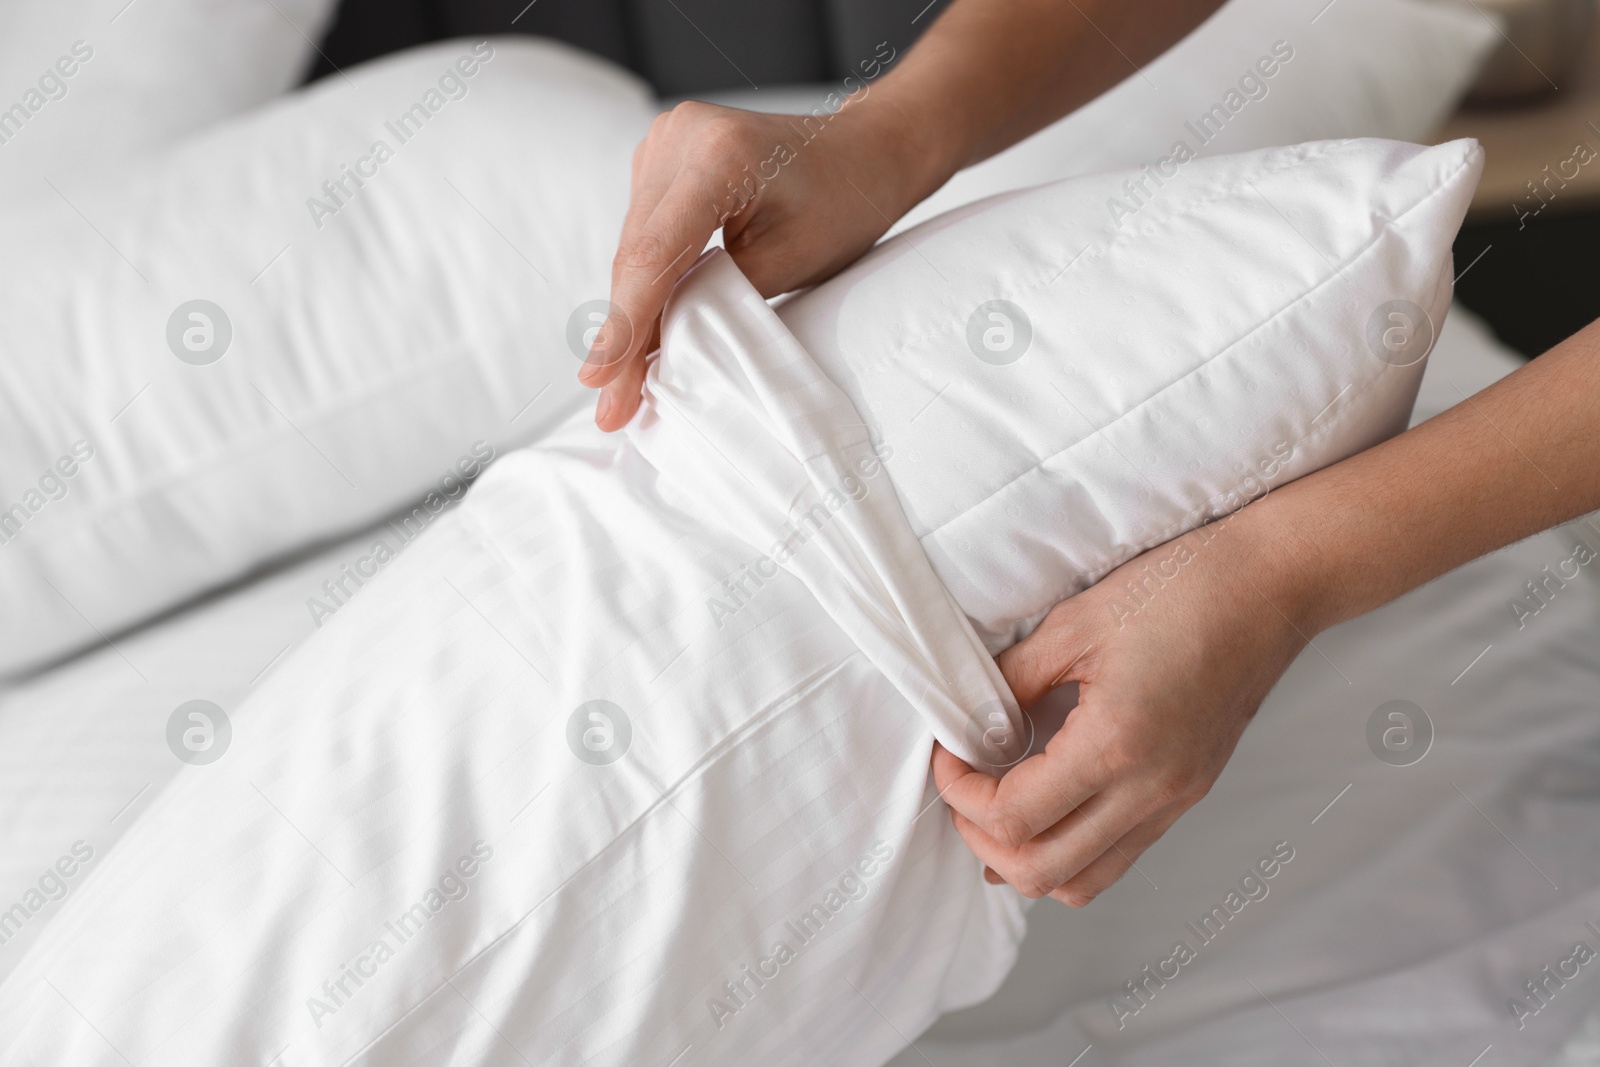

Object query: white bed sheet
[0,307,1596,1065]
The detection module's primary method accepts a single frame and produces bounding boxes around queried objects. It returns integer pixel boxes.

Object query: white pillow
[0,0,337,201]
[0,38,655,677]
[776,136,1484,647]
[689,0,1495,229]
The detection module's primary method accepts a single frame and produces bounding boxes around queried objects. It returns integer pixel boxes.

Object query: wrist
[837,78,964,218]
[1223,489,1345,642]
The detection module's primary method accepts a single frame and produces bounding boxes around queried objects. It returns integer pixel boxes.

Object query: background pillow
[776,137,1484,647]
[0,0,338,202]
[0,37,654,677]
[691,0,1496,227]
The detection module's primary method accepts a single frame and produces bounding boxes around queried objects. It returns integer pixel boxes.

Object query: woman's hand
[933,512,1313,906]
[577,96,939,430]
[578,0,1235,430]
[934,312,1600,907]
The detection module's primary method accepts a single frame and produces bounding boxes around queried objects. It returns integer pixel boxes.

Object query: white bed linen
[0,0,1582,1056]
[0,0,332,202]
[0,141,1479,1051]
[2,305,1596,1066]
[0,254,1033,1065]
[0,117,1491,1067]
[894,308,1600,1067]
[0,528,360,975]
[0,37,651,679]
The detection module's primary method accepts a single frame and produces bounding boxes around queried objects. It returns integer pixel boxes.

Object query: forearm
[1246,318,1600,637]
[855,0,1226,205]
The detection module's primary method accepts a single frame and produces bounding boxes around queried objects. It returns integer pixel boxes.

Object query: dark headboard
[307,0,951,96]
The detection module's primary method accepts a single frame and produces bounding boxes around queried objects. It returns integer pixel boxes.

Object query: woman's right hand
[933,312,1600,905]
[578,95,942,431]
[933,509,1312,905]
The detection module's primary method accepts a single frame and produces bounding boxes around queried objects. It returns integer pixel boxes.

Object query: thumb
[997,599,1099,709]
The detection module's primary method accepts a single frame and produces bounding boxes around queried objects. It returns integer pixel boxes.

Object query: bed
[3,303,1597,1065]
[896,307,1600,1065]
[1,0,1597,1062]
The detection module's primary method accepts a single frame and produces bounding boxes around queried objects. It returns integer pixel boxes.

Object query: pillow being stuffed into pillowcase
[775,136,1483,648]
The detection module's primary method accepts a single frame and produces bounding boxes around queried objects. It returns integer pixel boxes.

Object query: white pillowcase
[0,38,655,677]
[777,136,1484,647]
[0,0,336,201]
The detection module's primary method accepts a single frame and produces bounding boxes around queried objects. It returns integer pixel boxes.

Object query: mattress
[1,306,1596,1064]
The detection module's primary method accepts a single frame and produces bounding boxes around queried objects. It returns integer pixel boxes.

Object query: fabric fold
[630,250,1028,771]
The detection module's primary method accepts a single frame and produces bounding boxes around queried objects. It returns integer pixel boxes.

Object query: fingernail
[587,316,630,369]
[596,392,613,425]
